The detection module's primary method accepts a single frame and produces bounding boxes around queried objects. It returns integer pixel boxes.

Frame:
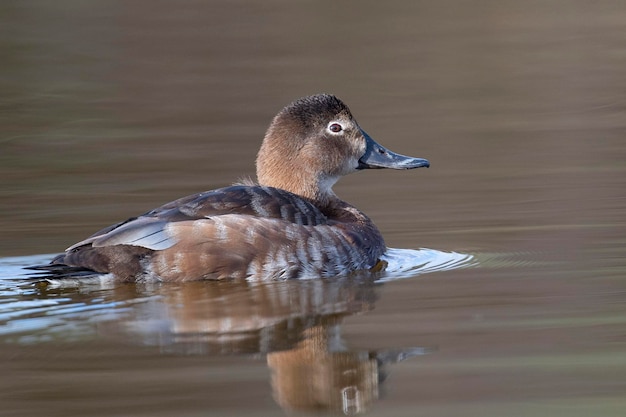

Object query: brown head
[256,94,429,207]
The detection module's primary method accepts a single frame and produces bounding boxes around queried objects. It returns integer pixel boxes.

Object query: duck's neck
[258,169,339,209]
[256,129,341,209]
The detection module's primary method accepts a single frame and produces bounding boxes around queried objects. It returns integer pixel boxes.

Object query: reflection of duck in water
[103,279,428,414]
[268,322,426,415]
[36,94,429,282]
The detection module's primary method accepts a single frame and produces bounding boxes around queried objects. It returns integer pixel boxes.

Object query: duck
[37,94,429,282]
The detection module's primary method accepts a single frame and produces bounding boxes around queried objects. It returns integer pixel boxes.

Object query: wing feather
[67,218,176,251]
[66,185,328,252]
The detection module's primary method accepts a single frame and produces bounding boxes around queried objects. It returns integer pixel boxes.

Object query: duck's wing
[66,185,328,252]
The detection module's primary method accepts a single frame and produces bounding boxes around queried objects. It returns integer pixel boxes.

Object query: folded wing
[67,185,328,252]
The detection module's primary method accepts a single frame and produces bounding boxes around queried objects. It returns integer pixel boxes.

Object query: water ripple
[379,247,477,281]
[0,250,476,342]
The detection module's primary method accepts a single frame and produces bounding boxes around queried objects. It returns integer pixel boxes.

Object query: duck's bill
[357,131,430,170]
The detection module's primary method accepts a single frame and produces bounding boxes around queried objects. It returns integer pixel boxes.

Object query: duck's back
[50,185,385,281]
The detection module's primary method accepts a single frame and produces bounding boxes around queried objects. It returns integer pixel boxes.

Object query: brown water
[1,1,626,416]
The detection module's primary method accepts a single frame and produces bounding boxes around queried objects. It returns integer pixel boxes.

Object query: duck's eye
[328,122,343,134]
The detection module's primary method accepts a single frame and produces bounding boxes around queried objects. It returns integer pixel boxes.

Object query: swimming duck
[40,94,429,281]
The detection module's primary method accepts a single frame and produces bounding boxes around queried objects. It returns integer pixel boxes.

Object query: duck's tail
[25,255,101,278]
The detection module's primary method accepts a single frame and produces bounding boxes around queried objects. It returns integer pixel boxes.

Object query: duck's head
[256,94,430,206]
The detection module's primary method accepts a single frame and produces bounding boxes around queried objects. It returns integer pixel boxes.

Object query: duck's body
[40,94,429,282]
